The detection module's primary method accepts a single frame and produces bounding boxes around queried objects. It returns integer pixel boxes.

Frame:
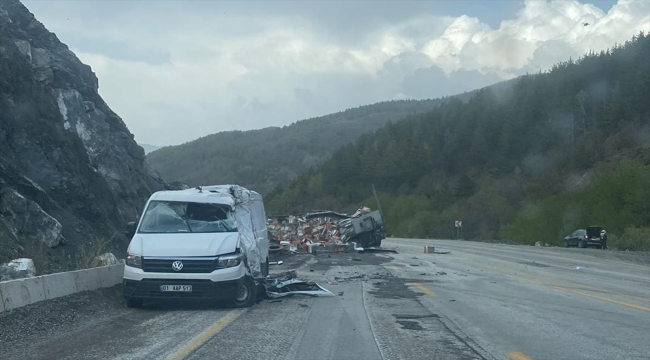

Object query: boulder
[94,253,119,266]
[534,241,543,247]
[0,258,36,281]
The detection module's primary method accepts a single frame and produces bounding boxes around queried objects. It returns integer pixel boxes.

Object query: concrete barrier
[91,264,123,288]
[42,272,76,300]
[0,264,123,313]
[1,276,46,311]
[74,267,104,292]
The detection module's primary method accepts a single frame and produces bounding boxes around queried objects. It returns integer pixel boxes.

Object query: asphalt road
[1,239,648,360]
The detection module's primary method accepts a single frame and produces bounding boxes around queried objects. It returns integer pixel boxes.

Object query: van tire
[126,298,143,308]
[232,276,257,308]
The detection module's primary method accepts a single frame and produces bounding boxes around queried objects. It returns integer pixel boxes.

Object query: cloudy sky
[22,0,650,146]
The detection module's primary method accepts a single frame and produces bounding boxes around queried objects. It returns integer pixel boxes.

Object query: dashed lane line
[506,350,533,360]
[165,309,246,360]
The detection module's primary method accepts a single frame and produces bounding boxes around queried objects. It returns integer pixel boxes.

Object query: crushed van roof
[149,185,263,205]
[149,185,246,205]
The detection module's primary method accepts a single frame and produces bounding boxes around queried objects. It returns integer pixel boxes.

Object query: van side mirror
[125,221,137,238]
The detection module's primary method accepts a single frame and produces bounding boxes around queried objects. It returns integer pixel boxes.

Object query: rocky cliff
[0,0,165,272]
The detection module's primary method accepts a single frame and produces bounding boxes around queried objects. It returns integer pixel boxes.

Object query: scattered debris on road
[423,246,451,254]
[264,271,334,298]
[360,247,399,254]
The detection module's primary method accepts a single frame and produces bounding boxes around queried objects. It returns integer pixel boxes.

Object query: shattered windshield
[138,201,237,233]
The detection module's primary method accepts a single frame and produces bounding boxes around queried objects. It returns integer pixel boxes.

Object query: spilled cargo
[267,206,386,253]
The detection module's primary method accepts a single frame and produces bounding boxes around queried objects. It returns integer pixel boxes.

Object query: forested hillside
[266,33,650,250]
[146,99,448,194]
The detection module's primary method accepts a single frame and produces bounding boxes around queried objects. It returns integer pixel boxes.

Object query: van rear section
[122,185,268,308]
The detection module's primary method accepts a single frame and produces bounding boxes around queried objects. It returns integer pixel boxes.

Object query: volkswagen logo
[171,261,184,272]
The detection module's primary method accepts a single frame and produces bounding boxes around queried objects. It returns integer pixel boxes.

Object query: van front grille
[142,258,215,273]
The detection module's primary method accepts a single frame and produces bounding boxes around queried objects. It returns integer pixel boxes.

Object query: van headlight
[126,252,142,268]
[216,253,243,269]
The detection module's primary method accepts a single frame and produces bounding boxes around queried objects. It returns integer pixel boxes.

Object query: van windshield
[138,201,237,233]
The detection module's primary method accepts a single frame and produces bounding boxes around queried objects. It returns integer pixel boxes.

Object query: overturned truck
[305,208,385,248]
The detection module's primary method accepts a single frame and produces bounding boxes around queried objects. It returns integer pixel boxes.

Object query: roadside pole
[371,184,384,220]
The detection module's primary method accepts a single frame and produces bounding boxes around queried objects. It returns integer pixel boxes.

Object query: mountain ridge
[146,98,455,194]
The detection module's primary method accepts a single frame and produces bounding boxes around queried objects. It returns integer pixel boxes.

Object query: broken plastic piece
[264,270,334,298]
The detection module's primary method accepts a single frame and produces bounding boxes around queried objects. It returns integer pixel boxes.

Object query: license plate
[160,285,192,292]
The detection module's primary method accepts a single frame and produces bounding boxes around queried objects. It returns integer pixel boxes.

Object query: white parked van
[122,185,269,308]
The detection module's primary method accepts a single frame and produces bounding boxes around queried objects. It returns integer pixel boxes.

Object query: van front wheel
[232,277,257,308]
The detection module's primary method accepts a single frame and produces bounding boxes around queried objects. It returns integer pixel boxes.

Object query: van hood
[128,232,239,257]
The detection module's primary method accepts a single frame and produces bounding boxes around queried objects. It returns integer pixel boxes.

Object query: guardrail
[0,264,123,313]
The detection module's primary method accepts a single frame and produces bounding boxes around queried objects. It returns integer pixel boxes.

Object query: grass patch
[21,241,49,276]
[76,238,111,269]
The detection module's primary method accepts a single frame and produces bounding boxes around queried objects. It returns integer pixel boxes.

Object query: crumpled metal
[205,185,266,278]
[266,278,335,298]
[265,270,334,298]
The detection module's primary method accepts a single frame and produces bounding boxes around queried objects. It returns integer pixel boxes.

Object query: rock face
[0,0,166,271]
[0,187,65,248]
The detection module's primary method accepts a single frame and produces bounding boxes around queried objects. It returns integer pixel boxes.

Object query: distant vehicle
[564,226,607,249]
[122,185,269,309]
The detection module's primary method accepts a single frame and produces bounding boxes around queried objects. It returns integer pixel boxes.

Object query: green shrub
[501,162,650,247]
[611,227,650,251]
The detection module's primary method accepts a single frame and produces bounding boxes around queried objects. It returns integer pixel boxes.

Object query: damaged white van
[122,185,268,308]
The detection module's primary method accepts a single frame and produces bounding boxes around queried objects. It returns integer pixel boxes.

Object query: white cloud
[22,0,650,145]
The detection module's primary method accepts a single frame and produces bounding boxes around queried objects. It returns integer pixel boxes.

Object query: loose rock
[0,258,36,281]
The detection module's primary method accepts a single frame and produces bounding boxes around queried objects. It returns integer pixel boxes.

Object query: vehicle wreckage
[266,206,386,252]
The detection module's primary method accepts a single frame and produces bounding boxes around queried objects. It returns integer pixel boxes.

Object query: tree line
[266,32,650,250]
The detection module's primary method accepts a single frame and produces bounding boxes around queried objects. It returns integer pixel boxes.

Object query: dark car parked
[564,226,607,249]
